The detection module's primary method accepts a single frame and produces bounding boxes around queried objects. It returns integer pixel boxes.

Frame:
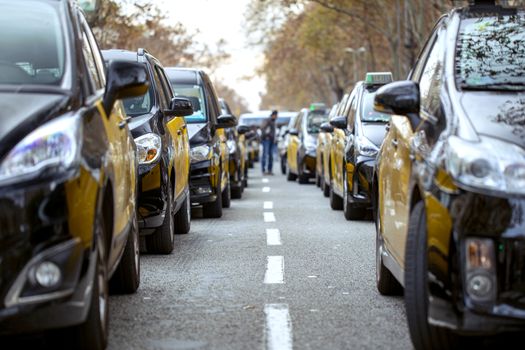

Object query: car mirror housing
[237,125,250,135]
[216,114,238,129]
[165,97,194,117]
[320,122,334,133]
[330,116,347,129]
[374,81,420,116]
[104,60,149,115]
[288,128,299,136]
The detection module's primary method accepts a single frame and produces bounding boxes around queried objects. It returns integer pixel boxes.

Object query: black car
[373,1,525,348]
[330,72,393,220]
[0,0,148,348]
[165,68,237,218]
[102,49,194,254]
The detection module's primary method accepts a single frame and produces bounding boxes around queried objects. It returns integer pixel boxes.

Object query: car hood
[0,91,70,158]
[459,92,525,148]
[187,123,210,146]
[362,123,388,147]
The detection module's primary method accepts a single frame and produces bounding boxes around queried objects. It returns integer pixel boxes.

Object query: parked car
[330,72,392,220]
[219,98,248,199]
[0,1,148,348]
[102,49,193,254]
[286,105,329,184]
[166,68,236,218]
[316,103,338,194]
[239,112,263,166]
[277,112,299,175]
[373,2,525,348]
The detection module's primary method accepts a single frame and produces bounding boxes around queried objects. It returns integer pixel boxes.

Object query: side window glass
[157,67,174,100]
[347,97,357,132]
[152,67,168,110]
[419,33,444,118]
[83,22,106,86]
[81,30,101,92]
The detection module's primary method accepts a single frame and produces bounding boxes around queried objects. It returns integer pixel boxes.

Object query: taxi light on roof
[79,0,99,13]
[310,103,326,111]
[365,72,393,86]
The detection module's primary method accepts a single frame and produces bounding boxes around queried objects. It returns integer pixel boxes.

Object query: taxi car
[219,98,248,199]
[286,105,329,184]
[316,103,337,195]
[102,49,193,254]
[0,0,148,348]
[278,112,299,175]
[373,1,525,348]
[166,68,236,218]
[330,73,392,220]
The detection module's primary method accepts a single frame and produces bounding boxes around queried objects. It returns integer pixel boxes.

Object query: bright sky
[158,0,265,111]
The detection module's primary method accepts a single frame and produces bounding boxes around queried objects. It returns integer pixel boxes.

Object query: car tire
[281,157,286,175]
[329,183,343,210]
[146,183,174,254]
[231,186,242,199]
[243,177,248,188]
[343,169,366,220]
[68,220,109,350]
[109,212,140,294]
[298,173,309,184]
[405,202,458,350]
[323,179,330,197]
[222,176,231,208]
[315,171,321,187]
[203,176,223,218]
[174,192,191,234]
[287,168,297,181]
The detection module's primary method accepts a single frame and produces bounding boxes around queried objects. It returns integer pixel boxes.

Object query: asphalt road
[108,162,411,350]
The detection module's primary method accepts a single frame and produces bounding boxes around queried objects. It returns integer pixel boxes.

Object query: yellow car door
[331,129,345,193]
[217,128,229,190]
[166,116,188,198]
[380,115,414,266]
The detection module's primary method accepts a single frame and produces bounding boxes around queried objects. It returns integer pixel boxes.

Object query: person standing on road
[261,110,278,175]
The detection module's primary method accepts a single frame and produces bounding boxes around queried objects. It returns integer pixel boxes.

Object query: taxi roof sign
[310,102,326,111]
[365,72,393,86]
[79,0,99,13]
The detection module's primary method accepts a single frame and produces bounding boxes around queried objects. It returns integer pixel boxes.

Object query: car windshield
[306,110,329,134]
[0,0,65,86]
[240,116,266,127]
[171,84,207,123]
[361,91,390,123]
[123,87,154,117]
[457,14,525,90]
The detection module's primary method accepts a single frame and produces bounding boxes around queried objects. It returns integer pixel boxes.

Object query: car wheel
[281,156,286,175]
[203,175,223,218]
[315,171,321,187]
[243,177,248,188]
[343,169,366,220]
[174,192,191,234]
[405,202,458,350]
[222,175,231,208]
[68,217,109,350]
[323,178,330,197]
[298,172,309,184]
[329,182,343,210]
[109,212,140,294]
[286,167,297,181]
[146,182,174,254]
[231,185,243,199]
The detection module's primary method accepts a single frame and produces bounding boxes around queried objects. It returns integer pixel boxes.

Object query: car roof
[165,68,203,85]
[101,49,137,62]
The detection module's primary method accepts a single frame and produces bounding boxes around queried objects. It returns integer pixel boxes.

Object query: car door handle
[119,117,132,129]
[391,139,398,148]
[177,130,182,135]
[385,123,391,132]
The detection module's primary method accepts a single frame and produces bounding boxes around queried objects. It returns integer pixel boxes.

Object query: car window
[82,19,106,87]
[0,0,65,86]
[307,110,329,134]
[156,65,174,101]
[81,30,101,93]
[152,66,169,110]
[172,84,208,123]
[418,31,444,118]
[293,111,303,130]
[360,90,391,123]
[457,14,525,90]
[347,96,357,132]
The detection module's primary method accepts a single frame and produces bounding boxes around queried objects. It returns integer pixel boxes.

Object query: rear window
[0,0,65,86]
[306,110,329,134]
[171,84,207,123]
[123,87,153,117]
[457,14,525,90]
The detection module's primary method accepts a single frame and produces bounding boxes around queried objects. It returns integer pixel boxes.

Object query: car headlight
[356,136,379,157]
[227,140,236,154]
[135,133,161,165]
[446,135,525,195]
[0,115,82,186]
[190,144,211,163]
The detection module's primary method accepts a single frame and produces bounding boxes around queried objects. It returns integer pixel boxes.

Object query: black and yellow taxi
[219,98,249,199]
[166,68,236,218]
[373,1,525,348]
[0,0,148,348]
[316,103,337,196]
[330,73,392,220]
[102,49,193,254]
[286,104,329,184]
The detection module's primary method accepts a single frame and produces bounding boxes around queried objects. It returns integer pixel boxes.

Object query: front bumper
[137,163,168,231]
[298,151,317,178]
[426,186,525,334]
[189,160,218,204]
[348,158,375,208]
[0,174,96,334]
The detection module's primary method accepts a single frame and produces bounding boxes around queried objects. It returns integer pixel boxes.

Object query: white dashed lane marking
[264,304,293,350]
[262,178,269,183]
[264,201,274,210]
[264,212,276,223]
[264,256,284,284]
[262,187,271,193]
[266,229,282,246]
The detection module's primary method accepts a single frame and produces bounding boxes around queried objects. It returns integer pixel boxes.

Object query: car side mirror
[216,114,238,129]
[320,122,334,133]
[104,60,149,115]
[330,116,347,129]
[237,125,250,135]
[288,128,299,136]
[374,81,420,115]
[165,97,194,117]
